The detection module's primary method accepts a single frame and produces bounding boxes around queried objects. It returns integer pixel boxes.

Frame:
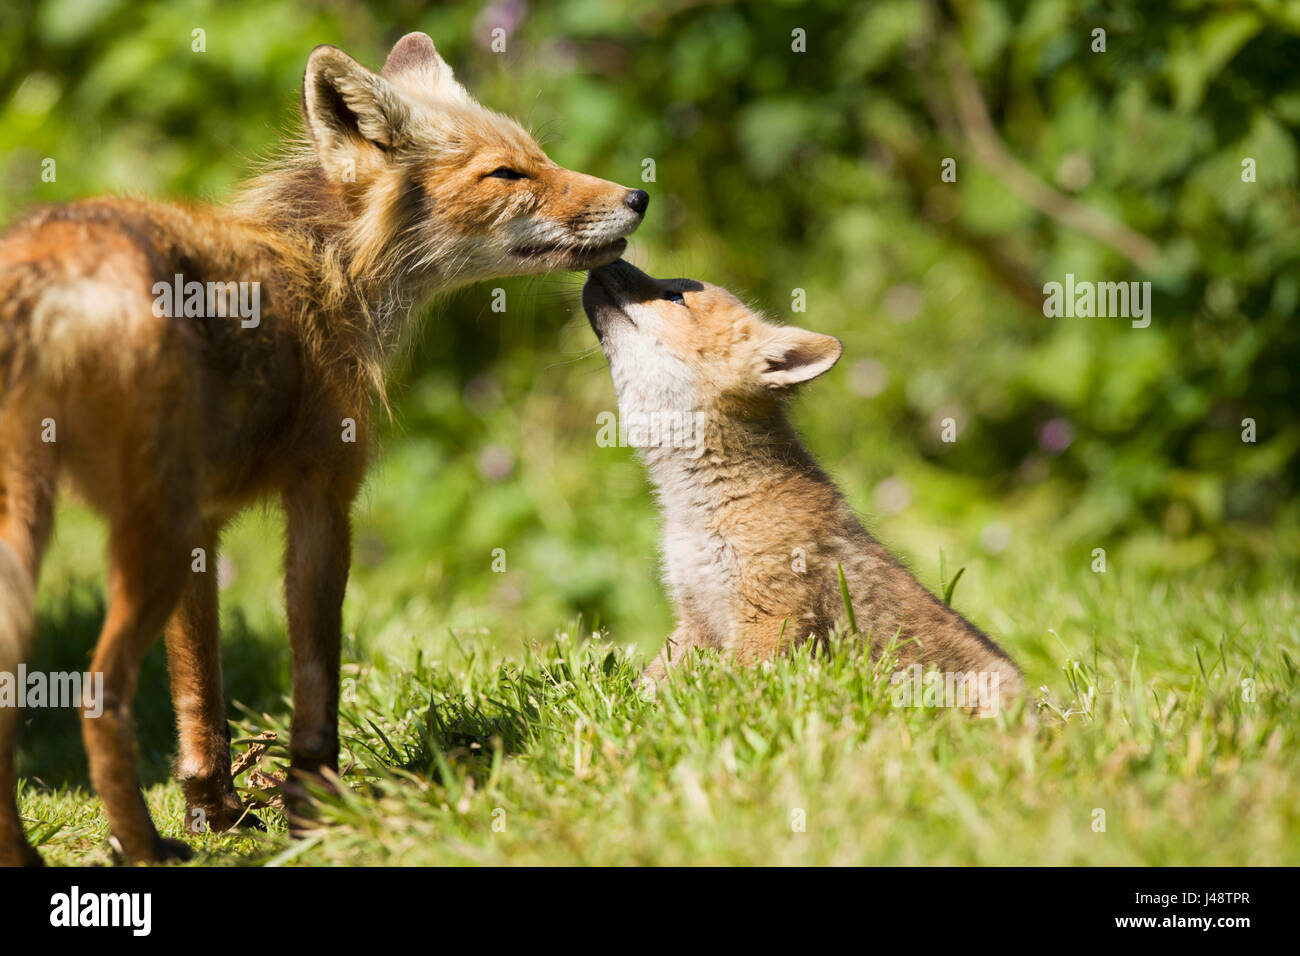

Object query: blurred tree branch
[933,28,1164,272]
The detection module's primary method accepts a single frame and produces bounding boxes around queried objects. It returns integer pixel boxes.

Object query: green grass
[14,496,1300,866]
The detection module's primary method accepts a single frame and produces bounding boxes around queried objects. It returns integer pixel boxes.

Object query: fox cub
[583,261,1022,707]
[0,33,646,866]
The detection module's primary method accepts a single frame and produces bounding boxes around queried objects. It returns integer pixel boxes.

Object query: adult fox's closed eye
[0,32,646,866]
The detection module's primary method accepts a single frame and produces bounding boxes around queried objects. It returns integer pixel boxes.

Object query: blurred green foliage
[2,0,1297,656]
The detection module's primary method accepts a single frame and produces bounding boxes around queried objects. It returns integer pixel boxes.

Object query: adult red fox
[582,261,1021,708]
[0,33,647,865]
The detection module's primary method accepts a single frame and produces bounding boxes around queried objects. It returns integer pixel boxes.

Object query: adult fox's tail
[0,504,39,866]
[0,539,34,686]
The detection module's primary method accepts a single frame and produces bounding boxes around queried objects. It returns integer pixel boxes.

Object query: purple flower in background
[478,444,516,482]
[476,0,528,50]
[874,476,911,515]
[1038,417,1075,455]
[881,282,924,323]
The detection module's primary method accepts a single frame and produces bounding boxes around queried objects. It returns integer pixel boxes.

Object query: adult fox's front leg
[281,476,358,829]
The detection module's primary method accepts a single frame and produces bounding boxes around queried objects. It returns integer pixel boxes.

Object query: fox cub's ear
[303,45,410,169]
[758,327,843,389]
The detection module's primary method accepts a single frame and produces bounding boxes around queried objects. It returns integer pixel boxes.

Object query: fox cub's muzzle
[582,259,702,337]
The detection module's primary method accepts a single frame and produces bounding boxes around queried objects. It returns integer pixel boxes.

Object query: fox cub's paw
[638,656,668,684]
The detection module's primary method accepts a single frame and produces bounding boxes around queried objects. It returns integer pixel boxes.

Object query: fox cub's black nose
[624,189,649,215]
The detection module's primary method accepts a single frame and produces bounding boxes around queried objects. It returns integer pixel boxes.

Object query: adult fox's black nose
[624,189,649,215]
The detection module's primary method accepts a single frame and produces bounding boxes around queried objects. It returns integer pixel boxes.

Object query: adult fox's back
[0,200,309,513]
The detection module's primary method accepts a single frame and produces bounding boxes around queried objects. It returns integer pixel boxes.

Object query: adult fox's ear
[757,327,843,389]
[381,32,464,98]
[303,44,410,172]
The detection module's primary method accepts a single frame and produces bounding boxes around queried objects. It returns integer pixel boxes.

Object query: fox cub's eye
[663,290,686,306]
[486,167,527,180]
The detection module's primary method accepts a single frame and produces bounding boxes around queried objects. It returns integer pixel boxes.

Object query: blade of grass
[837,563,858,636]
